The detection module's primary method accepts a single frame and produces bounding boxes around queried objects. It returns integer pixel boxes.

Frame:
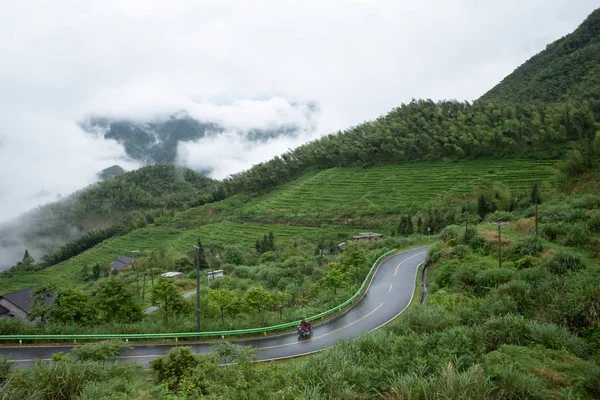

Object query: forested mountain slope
[217,99,599,196]
[0,165,217,270]
[480,8,600,103]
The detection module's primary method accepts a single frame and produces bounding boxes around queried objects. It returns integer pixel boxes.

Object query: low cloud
[0,0,598,226]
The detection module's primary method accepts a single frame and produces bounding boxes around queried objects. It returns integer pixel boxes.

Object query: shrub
[387,364,494,400]
[541,223,560,241]
[516,255,538,270]
[438,225,462,242]
[71,340,132,362]
[0,357,12,384]
[475,268,515,295]
[259,251,276,264]
[453,264,480,291]
[560,223,590,247]
[482,314,531,350]
[391,305,460,334]
[544,251,585,275]
[589,212,600,234]
[528,322,588,357]
[150,346,199,391]
[513,238,545,257]
[560,268,600,328]
[497,280,535,315]
[468,235,485,251]
[8,359,127,400]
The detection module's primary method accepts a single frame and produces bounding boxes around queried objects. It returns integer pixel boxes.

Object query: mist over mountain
[81,100,318,168]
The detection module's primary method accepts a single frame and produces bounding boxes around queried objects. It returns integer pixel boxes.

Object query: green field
[0,222,355,293]
[237,159,558,217]
[0,159,558,293]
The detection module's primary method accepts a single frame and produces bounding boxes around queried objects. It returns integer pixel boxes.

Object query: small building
[352,232,384,241]
[207,270,224,280]
[110,256,135,272]
[0,287,52,321]
[161,271,183,280]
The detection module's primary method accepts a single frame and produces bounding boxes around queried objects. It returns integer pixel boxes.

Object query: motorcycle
[297,324,313,337]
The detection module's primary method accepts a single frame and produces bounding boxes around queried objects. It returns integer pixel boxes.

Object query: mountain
[0,165,218,270]
[480,8,600,103]
[81,105,317,166]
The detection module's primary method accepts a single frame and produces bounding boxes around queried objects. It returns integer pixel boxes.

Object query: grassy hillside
[236,160,557,218]
[480,8,600,103]
[0,159,558,294]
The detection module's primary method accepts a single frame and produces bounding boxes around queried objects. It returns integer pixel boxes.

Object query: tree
[150,346,199,392]
[340,246,367,284]
[22,249,34,265]
[208,288,239,327]
[477,194,489,220]
[531,181,542,205]
[42,287,95,325]
[91,277,143,323]
[151,277,188,324]
[324,263,346,294]
[243,286,272,313]
[28,285,56,324]
[271,291,291,320]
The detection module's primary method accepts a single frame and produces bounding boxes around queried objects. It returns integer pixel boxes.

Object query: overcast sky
[0,0,597,223]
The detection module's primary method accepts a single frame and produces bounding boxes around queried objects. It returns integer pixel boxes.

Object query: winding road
[0,247,428,367]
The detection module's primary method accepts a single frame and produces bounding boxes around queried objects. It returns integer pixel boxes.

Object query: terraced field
[0,222,354,293]
[239,159,558,217]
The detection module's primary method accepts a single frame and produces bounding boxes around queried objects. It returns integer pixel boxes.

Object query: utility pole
[194,245,201,332]
[132,250,141,299]
[493,218,503,268]
[535,198,539,240]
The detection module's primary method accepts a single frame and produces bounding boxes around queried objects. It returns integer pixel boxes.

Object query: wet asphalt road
[0,246,428,367]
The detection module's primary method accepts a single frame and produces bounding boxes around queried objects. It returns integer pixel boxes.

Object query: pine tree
[477,195,489,220]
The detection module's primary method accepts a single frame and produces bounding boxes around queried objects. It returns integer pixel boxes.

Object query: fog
[0,0,598,224]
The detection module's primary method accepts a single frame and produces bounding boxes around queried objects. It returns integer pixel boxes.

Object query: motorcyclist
[300,318,312,332]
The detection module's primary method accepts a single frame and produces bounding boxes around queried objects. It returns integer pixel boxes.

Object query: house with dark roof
[352,232,384,241]
[110,255,136,273]
[0,287,52,320]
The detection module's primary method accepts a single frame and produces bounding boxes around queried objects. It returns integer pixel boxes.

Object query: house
[352,232,384,241]
[207,270,224,280]
[0,287,52,321]
[161,271,183,280]
[110,255,136,272]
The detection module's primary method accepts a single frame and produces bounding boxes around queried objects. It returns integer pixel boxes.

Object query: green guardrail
[1,248,398,342]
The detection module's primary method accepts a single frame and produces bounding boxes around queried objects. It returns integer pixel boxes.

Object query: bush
[150,346,199,391]
[541,223,560,241]
[560,222,590,247]
[391,305,460,334]
[475,268,515,295]
[516,255,538,270]
[589,212,600,234]
[438,225,462,242]
[513,237,545,257]
[71,340,131,361]
[468,235,485,251]
[259,251,275,264]
[482,314,531,350]
[544,251,585,275]
[528,322,588,357]
[388,364,494,400]
[0,357,12,384]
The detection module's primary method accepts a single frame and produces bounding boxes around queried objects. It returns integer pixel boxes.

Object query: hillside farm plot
[0,222,354,293]
[239,160,557,217]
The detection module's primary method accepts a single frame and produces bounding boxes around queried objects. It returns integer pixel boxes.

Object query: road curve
[0,246,428,367]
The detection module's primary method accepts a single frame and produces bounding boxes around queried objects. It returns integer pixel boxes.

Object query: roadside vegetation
[0,7,599,400]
